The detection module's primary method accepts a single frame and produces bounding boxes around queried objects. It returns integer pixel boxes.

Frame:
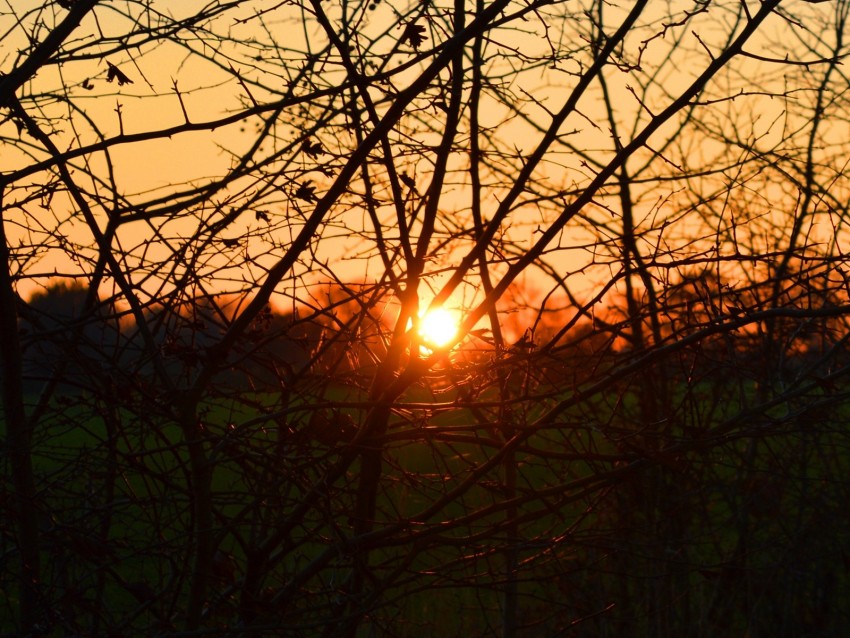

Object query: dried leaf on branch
[106,62,133,86]
[400,22,427,51]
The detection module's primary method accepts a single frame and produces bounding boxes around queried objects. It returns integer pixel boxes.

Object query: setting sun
[417,308,460,348]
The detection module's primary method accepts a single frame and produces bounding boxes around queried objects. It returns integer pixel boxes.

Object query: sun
[417,308,460,349]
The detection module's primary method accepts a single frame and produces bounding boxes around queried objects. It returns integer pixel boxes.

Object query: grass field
[4,374,850,636]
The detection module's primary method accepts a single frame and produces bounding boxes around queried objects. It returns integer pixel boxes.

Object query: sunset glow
[417,308,460,348]
[7,1,849,635]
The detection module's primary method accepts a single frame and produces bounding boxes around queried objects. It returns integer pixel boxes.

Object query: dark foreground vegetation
[4,277,850,636]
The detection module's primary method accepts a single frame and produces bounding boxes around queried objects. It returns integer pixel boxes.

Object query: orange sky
[3,0,847,326]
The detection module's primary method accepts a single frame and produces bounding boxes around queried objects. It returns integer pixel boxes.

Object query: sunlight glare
[418,308,459,348]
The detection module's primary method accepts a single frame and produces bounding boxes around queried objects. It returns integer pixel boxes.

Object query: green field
[4,374,849,636]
